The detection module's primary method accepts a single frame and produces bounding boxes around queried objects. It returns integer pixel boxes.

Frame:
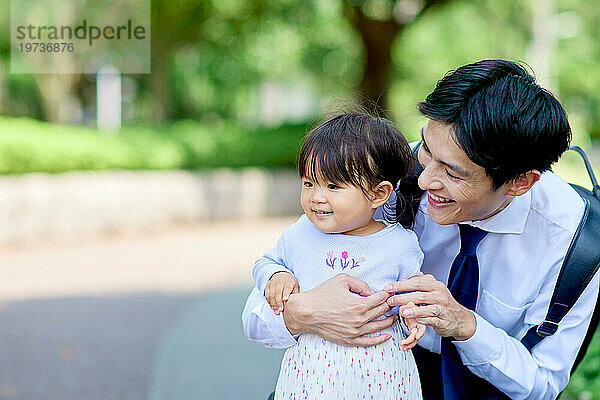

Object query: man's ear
[371,181,394,208]
[506,170,541,196]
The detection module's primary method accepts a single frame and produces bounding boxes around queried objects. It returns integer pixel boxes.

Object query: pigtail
[395,173,422,228]
[383,145,424,229]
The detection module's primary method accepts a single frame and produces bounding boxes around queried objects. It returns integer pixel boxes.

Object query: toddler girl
[253,111,424,399]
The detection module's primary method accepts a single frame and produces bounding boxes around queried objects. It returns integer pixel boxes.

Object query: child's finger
[267,285,281,314]
[264,286,272,306]
[416,324,426,340]
[282,280,296,301]
[406,328,418,343]
[274,282,287,312]
[403,339,418,350]
[400,328,418,349]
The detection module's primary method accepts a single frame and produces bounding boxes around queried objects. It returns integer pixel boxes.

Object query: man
[242,59,599,399]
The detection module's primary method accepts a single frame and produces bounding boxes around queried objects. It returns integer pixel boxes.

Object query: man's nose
[418,163,443,191]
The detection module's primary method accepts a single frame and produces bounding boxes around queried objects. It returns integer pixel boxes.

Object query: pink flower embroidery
[324,250,366,270]
[340,251,350,269]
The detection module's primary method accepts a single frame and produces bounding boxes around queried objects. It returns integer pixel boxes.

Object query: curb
[0,168,301,245]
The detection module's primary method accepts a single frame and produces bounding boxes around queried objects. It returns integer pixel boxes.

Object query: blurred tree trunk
[150,37,173,121]
[35,73,81,124]
[147,1,208,122]
[345,0,451,110]
[348,12,402,109]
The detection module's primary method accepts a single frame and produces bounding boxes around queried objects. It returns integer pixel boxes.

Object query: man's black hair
[419,59,571,189]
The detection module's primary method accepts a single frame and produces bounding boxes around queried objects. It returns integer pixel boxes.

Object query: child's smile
[312,208,333,217]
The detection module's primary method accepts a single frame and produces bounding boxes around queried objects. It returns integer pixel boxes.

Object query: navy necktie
[441,224,488,400]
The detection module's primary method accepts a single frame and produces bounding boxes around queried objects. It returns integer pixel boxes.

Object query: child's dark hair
[298,111,418,228]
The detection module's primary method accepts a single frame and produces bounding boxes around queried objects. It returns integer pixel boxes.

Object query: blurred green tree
[145,0,363,122]
[1,0,599,140]
[343,0,450,109]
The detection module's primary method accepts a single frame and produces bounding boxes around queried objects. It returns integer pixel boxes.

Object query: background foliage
[1,0,599,139]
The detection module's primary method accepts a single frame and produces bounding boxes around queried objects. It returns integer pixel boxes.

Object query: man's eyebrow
[441,159,471,178]
[420,126,471,178]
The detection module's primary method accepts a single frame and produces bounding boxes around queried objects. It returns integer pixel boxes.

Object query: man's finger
[360,315,397,336]
[344,333,392,347]
[415,316,441,327]
[363,301,392,322]
[363,290,392,309]
[401,304,443,319]
[387,291,436,307]
[384,275,439,293]
[343,274,375,297]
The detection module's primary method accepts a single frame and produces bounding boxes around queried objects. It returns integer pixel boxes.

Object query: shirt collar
[466,189,531,234]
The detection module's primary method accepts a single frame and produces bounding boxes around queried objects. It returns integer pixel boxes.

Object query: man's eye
[445,170,461,180]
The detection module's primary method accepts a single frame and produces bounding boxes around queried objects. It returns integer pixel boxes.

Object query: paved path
[0,217,297,301]
[0,217,296,400]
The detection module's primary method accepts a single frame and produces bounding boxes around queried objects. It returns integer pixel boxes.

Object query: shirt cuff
[264,306,299,348]
[453,311,503,366]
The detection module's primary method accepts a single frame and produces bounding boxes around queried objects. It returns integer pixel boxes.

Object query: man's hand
[264,271,299,315]
[399,302,426,350]
[385,275,476,341]
[283,273,396,347]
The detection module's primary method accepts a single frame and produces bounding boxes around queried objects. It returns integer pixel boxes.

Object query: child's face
[300,174,380,236]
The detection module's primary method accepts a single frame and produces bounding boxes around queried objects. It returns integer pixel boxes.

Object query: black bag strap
[521,147,600,371]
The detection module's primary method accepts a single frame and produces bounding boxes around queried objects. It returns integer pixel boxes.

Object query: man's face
[417,120,513,225]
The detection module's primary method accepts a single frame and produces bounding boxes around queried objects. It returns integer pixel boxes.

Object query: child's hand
[399,302,426,350]
[264,271,299,315]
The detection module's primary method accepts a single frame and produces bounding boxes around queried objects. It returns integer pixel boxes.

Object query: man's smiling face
[417,120,514,225]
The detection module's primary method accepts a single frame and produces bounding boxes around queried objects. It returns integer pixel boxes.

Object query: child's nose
[311,188,327,203]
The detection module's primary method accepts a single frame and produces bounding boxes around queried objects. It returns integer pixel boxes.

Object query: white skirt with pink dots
[274,320,422,400]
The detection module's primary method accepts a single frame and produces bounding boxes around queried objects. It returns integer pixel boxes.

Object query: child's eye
[445,170,461,180]
[327,183,340,190]
[303,181,313,188]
